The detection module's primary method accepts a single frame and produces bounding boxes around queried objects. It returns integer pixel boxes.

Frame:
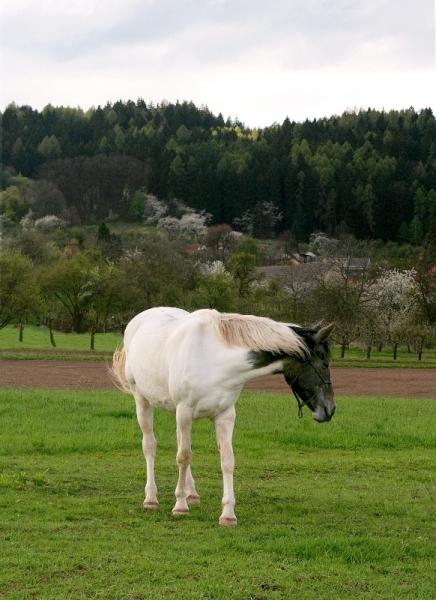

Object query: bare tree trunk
[341,337,346,359]
[48,318,56,347]
[90,327,95,351]
[393,343,398,360]
[418,338,424,361]
[19,323,24,342]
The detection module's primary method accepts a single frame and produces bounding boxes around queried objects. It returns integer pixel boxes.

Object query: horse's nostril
[319,404,335,422]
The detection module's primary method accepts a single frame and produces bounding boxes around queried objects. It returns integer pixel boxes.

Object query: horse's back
[124,307,188,347]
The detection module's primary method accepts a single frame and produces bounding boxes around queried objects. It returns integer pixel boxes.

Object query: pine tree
[37,135,62,159]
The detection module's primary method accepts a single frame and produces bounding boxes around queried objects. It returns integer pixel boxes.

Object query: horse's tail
[111,345,132,393]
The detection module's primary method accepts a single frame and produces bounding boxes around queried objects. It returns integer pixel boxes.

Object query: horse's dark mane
[247,349,290,369]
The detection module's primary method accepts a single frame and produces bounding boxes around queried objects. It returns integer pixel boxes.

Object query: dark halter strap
[292,387,305,419]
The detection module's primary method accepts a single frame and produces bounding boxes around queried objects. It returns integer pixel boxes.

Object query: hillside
[1,101,436,242]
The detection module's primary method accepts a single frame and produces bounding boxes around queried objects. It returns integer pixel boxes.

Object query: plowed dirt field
[1,360,435,398]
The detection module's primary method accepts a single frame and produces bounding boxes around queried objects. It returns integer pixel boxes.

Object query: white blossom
[179,212,208,237]
[144,195,168,224]
[365,269,418,341]
[157,216,181,233]
[199,260,226,275]
[34,215,65,231]
[367,269,417,315]
[20,210,35,230]
[309,231,338,254]
[158,209,209,238]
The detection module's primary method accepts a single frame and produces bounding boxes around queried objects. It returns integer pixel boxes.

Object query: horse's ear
[314,322,335,343]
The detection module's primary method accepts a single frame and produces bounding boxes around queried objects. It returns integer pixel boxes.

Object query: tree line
[2,101,435,242]
[1,217,435,357]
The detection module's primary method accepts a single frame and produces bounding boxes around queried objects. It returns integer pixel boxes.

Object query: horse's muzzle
[313,404,336,423]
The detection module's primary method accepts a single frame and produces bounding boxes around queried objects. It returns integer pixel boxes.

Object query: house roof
[257,256,371,291]
[257,262,331,291]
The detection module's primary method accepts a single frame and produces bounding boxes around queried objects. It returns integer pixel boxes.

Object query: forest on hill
[1,101,435,243]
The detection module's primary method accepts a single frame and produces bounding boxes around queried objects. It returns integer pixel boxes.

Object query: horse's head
[285,323,335,423]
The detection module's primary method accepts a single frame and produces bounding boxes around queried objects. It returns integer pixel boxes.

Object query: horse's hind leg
[215,406,237,526]
[134,392,158,510]
[172,404,193,516]
[175,431,199,505]
[186,466,200,505]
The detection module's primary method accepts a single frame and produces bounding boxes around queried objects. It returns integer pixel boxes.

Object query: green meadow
[0,325,121,354]
[1,389,435,599]
[330,345,436,369]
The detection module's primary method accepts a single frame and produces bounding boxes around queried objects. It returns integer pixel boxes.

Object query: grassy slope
[0,390,435,599]
[1,325,436,367]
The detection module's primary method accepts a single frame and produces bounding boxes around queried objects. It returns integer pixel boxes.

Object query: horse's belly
[145,395,176,412]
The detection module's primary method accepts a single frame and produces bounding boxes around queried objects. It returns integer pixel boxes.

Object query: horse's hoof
[219,516,238,527]
[143,501,159,511]
[187,494,200,505]
[172,507,189,516]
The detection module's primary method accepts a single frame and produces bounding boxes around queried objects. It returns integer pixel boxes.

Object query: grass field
[0,325,121,353]
[1,389,435,599]
[330,346,436,369]
[1,325,435,367]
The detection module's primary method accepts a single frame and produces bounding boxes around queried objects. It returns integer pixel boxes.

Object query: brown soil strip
[245,367,436,399]
[0,360,114,390]
[0,360,435,398]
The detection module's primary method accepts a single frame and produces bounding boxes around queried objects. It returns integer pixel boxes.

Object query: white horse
[112,307,335,526]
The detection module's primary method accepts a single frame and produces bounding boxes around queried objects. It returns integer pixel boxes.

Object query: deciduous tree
[0,249,42,329]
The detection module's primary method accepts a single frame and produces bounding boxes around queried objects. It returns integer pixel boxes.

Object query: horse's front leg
[214,406,237,527]
[175,436,200,504]
[172,405,193,515]
[134,392,158,510]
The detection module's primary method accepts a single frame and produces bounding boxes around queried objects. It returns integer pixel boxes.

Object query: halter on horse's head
[285,323,335,423]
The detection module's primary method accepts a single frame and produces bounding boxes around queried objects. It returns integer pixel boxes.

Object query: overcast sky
[1,0,435,126]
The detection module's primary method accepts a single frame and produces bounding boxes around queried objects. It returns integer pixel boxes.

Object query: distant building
[299,251,317,263]
[334,257,371,278]
[257,262,331,294]
[257,255,371,294]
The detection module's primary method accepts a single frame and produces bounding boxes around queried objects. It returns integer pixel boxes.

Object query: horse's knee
[176,448,192,466]
[221,455,234,474]
[142,436,156,456]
